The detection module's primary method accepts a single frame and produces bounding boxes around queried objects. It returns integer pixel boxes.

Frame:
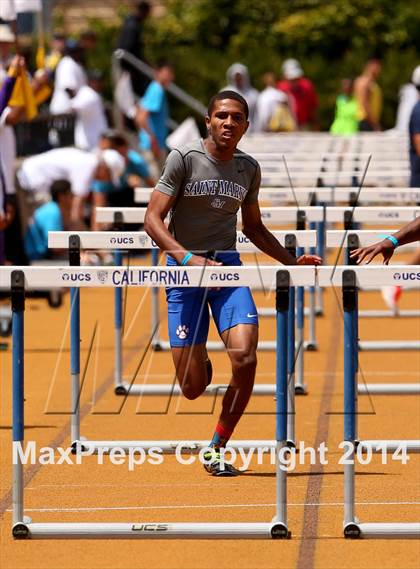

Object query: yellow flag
[36,43,45,70]
[8,68,38,121]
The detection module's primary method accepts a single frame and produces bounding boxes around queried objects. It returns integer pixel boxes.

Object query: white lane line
[5,501,420,514]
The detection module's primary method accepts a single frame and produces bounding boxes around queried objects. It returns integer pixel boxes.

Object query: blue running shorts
[166,251,258,347]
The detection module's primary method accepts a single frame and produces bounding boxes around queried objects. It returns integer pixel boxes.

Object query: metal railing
[112,49,207,118]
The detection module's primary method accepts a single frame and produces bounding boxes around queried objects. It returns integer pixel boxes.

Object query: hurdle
[4,264,419,539]
[261,170,409,188]
[48,231,316,400]
[326,208,420,319]
[326,230,420,352]
[135,187,420,207]
[5,264,321,540]
[96,205,324,351]
[0,304,12,337]
[326,231,420,394]
[318,267,420,539]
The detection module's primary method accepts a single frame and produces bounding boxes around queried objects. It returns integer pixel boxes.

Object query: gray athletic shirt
[156,138,261,251]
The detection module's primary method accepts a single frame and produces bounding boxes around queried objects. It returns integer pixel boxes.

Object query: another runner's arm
[350,216,420,264]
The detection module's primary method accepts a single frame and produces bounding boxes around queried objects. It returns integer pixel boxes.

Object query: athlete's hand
[350,240,394,265]
[186,255,223,267]
[185,255,223,290]
[296,254,322,266]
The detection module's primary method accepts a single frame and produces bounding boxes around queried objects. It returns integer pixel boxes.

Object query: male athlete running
[145,90,321,475]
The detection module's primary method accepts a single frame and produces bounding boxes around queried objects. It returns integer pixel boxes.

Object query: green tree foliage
[142,0,420,129]
[78,0,419,129]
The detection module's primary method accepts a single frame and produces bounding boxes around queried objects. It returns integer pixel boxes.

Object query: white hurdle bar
[48,230,317,364]
[135,187,420,205]
[96,206,325,225]
[95,205,324,348]
[7,265,321,540]
[326,230,420,352]
[48,230,316,251]
[97,205,419,226]
[5,265,419,540]
[261,170,409,187]
[319,265,420,395]
[97,205,420,314]
[336,267,420,539]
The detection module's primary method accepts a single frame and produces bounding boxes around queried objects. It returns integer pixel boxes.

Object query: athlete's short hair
[207,90,249,120]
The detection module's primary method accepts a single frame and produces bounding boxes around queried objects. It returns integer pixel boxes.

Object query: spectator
[80,30,97,52]
[255,72,293,132]
[0,23,14,70]
[17,147,125,228]
[223,63,259,132]
[135,61,174,179]
[409,65,420,189]
[117,1,151,96]
[50,40,87,115]
[277,59,318,130]
[0,55,24,264]
[45,33,66,74]
[0,28,26,264]
[389,69,419,134]
[24,180,73,261]
[354,57,382,131]
[330,78,358,135]
[104,131,155,189]
[69,70,108,151]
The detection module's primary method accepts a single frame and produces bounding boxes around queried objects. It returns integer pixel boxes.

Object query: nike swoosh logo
[247,313,257,318]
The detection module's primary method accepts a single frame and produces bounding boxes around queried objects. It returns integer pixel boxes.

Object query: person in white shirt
[256,72,291,132]
[223,63,259,132]
[70,70,108,150]
[50,41,87,115]
[388,65,419,134]
[18,147,125,228]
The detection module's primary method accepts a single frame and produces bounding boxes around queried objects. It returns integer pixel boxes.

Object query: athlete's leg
[218,323,258,433]
[166,281,212,400]
[202,322,258,476]
[208,284,259,444]
[171,344,212,400]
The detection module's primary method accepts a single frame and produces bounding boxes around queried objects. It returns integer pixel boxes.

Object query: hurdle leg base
[71,440,87,454]
[295,385,308,395]
[114,385,127,396]
[304,342,318,351]
[270,523,291,539]
[152,342,163,352]
[315,309,323,316]
[12,523,30,540]
[344,523,361,539]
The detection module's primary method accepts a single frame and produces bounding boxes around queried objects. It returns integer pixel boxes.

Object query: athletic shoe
[205,357,213,387]
[381,286,402,314]
[202,449,241,477]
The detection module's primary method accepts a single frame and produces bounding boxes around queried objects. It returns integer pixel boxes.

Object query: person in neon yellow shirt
[354,58,382,131]
[330,78,358,135]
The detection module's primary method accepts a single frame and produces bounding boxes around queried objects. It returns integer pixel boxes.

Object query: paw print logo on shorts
[176,325,189,340]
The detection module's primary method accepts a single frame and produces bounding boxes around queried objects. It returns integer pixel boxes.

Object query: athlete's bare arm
[241,202,321,265]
